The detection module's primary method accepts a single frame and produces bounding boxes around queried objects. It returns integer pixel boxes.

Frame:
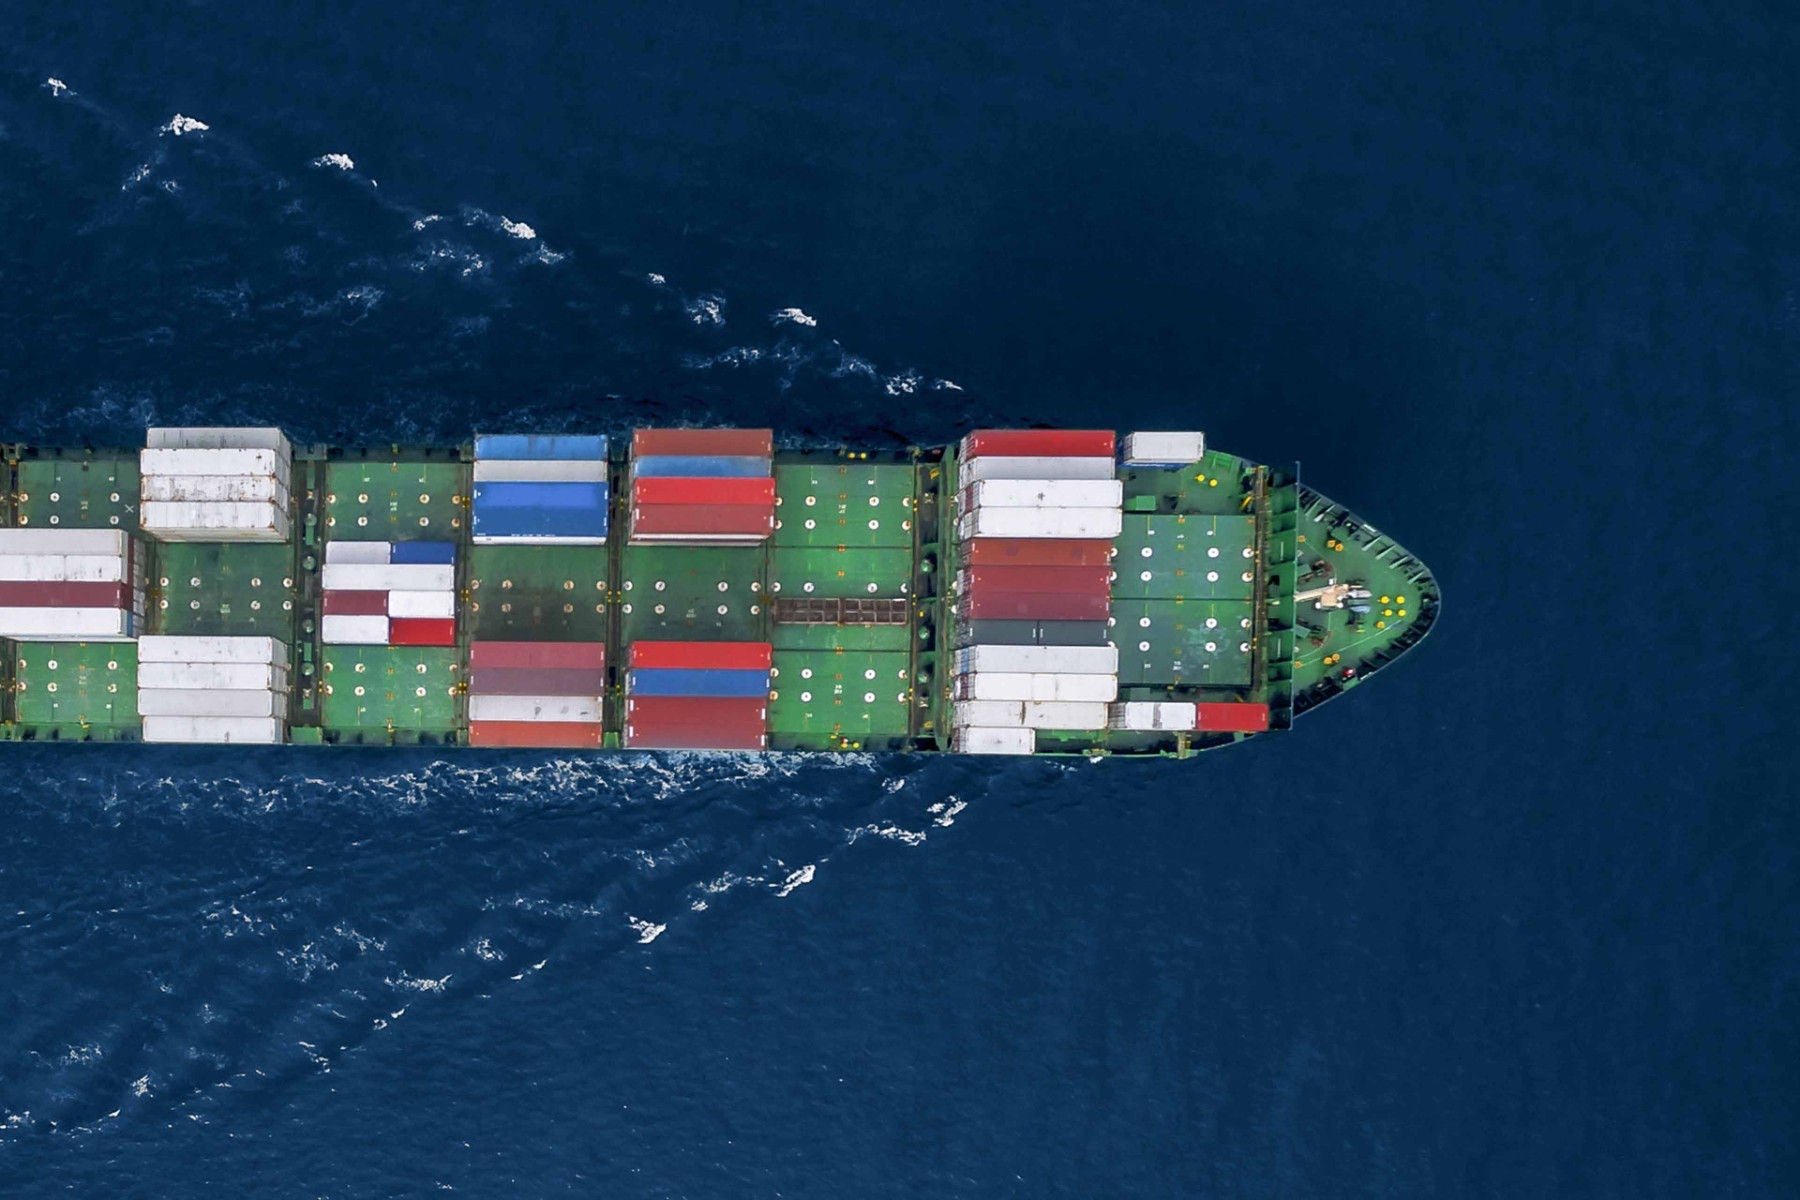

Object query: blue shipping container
[473,481,609,509]
[475,434,609,461]
[472,503,609,541]
[627,667,771,699]
[631,455,772,478]
[388,541,458,565]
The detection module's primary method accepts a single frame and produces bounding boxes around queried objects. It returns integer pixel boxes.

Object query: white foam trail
[773,864,815,897]
[130,1075,152,1098]
[934,379,964,391]
[412,214,441,231]
[311,152,355,171]
[122,163,152,190]
[627,916,666,944]
[646,272,667,286]
[686,294,726,327]
[498,216,536,240]
[45,77,71,97]
[771,307,818,327]
[161,114,209,137]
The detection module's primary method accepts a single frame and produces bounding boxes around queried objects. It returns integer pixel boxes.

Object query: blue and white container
[472,434,610,545]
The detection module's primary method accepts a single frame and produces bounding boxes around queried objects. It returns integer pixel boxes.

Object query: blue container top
[475,434,609,462]
[472,503,609,540]
[473,480,609,509]
[631,455,772,479]
[388,541,458,565]
[627,667,771,699]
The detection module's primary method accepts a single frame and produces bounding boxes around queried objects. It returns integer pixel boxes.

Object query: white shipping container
[137,661,289,691]
[966,478,1123,509]
[957,506,1123,540]
[323,541,393,564]
[0,529,130,556]
[953,672,1118,703]
[0,553,128,582]
[147,426,292,456]
[950,726,1037,756]
[954,644,1119,676]
[319,563,455,592]
[140,447,291,483]
[320,614,391,645]
[952,700,1027,727]
[1122,431,1205,465]
[467,695,604,723]
[141,716,286,745]
[0,607,134,640]
[958,455,1116,484]
[142,474,284,503]
[387,590,456,619]
[137,688,285,718]
[1107,701,1198,731]
[137,635,285,665]
[473,459,610,482]
[140,501,288,541]
[1020,701,1110,729]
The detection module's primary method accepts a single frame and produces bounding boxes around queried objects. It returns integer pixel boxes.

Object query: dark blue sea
[1,4,1794,1195]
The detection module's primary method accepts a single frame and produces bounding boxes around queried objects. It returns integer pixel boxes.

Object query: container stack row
[136,635,288,743]
[949,430,1123,755]
[320,541,458,646]
[139,427,293,542]
[467,640,606,748]
[471,435,610,545]
[0,529,145,641]
[628,429,776,544]
[624,641,771,750]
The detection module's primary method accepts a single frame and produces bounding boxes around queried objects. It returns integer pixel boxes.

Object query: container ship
[0,426,1437,756]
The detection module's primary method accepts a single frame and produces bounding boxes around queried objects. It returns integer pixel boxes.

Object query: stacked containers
[471,435,610,544]
[319,541,457,646]
[628,430,775,544]
[466,641,606,748]
[136,635,288,743]
[139,427,292,542]
[624,641,770,750]
[0,529,145,641]
[949,430,1124,754]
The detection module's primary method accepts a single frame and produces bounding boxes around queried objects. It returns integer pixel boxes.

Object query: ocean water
[1,4,1795,1196]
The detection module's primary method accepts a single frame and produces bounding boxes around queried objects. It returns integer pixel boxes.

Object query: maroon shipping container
[1193,702,1271,733]
[962,590,1110,621]
[625,696,768,750]
[632,428,773,458]
[468,666,609,697]
[0,581,131,608]
[470,641,607,671]
[961,565,1113,596]
[962,429,1115,459]
[630,504,774,537]
[468,721,606,749]
[629,640,773,670]
[632,477,776,507]
[961,538,1114,568]
[322,589,388,616]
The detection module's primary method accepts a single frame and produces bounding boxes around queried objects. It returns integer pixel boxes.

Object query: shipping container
[949,726,1036,756]
[140,501,289,541]
[1121,431,1205,465]
[961,590,1110,622]
[471,484,609,543]
[140,447,290,483]
[954,644,1118,675]
[136,688,286,718]
[631,477,776,507]
[957,455,1117,486]
[961,430,1116,459]
[387,590,456,619]
[960,539,1115,569]
[624,697,769,750]
[628,641,773,670]
[0,607,135,640]
[952,700,1027,726]
[388,542,458,565]
[467,694,604,723]
[957,507,1123,540]
[627,667,770,699]
[468,721,606,749]
[956,619,1113,649]
[964,478,1123,509]
[625,696,768,724]
[468,666,608,696]
[141,474,284,503]
[0,554,129,583]
[952,672,1117,703]
[472,480,609,510]
[0,581,132,608]
[0,529,130,555]
[322,590,388,616]
[324,541,394,564]
[1106,701,1198,732]
[138,635,285,664]
[140,716,286,745]
[1192,702,1271,733]
[628,504,774,539]
[474,434,609,461]
[137,661,288,690]
[148,426,292,455]
[320,614,391,645]
[389,617,456,647]
[960,565,1113,596]
[630,455,772,479]
[632,428,773,459]
[470,641,607,671]
[1019,700,1109,729]
[319,563,456,592]
[472,458,610,482]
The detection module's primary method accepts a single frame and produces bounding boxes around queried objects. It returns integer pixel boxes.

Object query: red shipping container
[322,589,388,616]
[468,721,606,749]
[469,666,608,696]
[963,590,1110,621]
[389,617,456,646]
[962,565,1113,596]
[470,640,606,670]
[0,580,132,608]
[625,696,768,750]
[628,640,772,670]
[961,538,1113,568]
[632,428,773,458]
[630,504,774,537]
[632,477,776,507]
[963,429,1115,459]
[1193,702,1270,733]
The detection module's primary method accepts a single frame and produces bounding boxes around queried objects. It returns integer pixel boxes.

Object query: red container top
[469,666,609,697]
[632,428,774,458]
[388,617,457,647]
[961,565,1113,596]
[468,721,606,749]
[963,429,1116,459]
[963,590,1110,622]
[960,538,1114,568]
[1193,702,1271,733]
[470,641,607,670]
[628,640,773,670]
[632,476,776,508]
[0,580,132,609]
[322,589,388,616]
[630,504,775,536]
[625,695,769,750]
